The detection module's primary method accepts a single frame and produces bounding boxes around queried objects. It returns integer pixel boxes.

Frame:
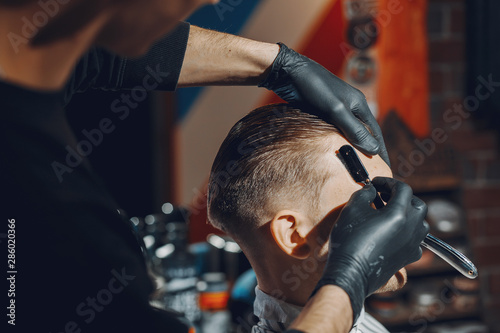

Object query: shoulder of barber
[0,0,388,164]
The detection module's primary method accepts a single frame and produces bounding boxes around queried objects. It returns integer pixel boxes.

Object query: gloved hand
[259,43,389,165]
[312,177,429,323]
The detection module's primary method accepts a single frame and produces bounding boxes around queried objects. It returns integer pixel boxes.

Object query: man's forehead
[318,135,392,213]
[329,134,391,176]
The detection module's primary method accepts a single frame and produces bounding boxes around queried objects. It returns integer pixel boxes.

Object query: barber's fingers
[411,196,425,210]
[350,97,390,166]
[411,196,429,220]
[407,244,424,265]
[334,186,377,234]
[403,196,430,264]
[332,105,381,157]
[372,177,413,212]
[345,184,377,210]
[410,196,430,240]
[372,179,428,225]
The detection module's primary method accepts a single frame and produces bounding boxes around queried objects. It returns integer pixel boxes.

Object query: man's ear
[270,210,312,259]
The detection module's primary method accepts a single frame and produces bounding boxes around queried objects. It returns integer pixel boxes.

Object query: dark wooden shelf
[367,303,481,328]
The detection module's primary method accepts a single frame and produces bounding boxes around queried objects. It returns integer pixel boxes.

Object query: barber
[0,0,427,332]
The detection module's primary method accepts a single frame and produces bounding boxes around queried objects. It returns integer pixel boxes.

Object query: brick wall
[427,0,500,331]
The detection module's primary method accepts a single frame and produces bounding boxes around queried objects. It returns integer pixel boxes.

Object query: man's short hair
[207,104,341,242]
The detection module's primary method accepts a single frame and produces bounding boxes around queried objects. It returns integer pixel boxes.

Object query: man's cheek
[374,277,396,294]
[397,268,408,284]
[374,268,407,294]
[312,241,329,264]
[318,243,329,260]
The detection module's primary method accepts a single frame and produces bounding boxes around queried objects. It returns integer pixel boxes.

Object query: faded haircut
[207,104,341,241]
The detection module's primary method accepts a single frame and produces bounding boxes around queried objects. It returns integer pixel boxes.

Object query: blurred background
[66,0,500,331]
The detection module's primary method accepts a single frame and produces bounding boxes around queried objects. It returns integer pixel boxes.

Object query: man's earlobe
[270,210,311,259]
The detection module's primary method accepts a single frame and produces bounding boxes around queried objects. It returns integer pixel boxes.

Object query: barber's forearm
[287,285,353,333]
[177,25,279,87]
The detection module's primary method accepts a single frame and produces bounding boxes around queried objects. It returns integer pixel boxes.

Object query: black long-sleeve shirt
[1,22,190,333]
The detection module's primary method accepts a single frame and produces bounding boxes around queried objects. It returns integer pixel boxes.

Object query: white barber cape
[252,286,389,333]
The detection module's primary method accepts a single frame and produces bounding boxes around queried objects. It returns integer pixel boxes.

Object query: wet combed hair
[207,104,341,243]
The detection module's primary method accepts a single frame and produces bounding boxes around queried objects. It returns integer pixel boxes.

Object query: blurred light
[207,234,226,249]
[145,214,155,225]
[130,217,140,226]
[197,280,208,291]
[155,243,175,259]
[166,277,197,291]
[439,220,454,233]
[224,241,241,253]
[143,235,155,249]
[203,272,226,283]
[162,202,174,214]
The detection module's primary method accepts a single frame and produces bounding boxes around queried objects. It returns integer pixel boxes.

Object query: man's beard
[374,268,407,294]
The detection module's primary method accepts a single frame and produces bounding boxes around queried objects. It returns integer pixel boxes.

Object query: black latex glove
[259,43,390,165]
[312,177,429,323]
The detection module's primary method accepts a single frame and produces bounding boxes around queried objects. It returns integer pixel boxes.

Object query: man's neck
[0,5,109,91]
[249,250,322,307]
